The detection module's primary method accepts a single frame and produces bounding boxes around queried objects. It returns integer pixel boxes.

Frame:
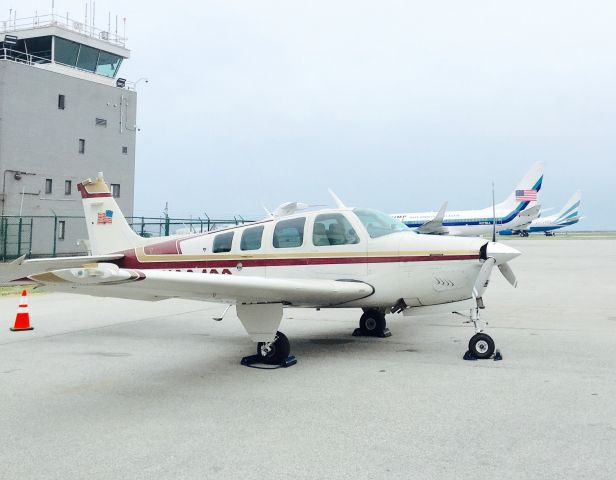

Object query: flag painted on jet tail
[97,209,113,224]
[515,190,537,201]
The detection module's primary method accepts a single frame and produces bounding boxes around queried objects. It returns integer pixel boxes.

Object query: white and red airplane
[1,173,521,365]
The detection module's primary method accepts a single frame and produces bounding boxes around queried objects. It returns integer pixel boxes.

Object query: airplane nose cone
[487,242,521,265]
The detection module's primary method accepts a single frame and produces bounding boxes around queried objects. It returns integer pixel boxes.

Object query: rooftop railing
[1,13,126,47]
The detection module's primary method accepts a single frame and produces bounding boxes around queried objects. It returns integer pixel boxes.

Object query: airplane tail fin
[553,190,582,225]
[78,173,149,255]
[495,162,544,212]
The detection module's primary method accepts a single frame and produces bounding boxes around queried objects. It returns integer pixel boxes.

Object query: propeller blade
[473,257,496,299]
[498,262,518,288]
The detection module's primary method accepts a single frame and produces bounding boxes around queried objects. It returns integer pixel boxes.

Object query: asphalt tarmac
[1,239,615,479]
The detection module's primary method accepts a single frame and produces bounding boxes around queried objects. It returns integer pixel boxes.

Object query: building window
[45,178,52,194]
[65,180,72,195]
[111,183,120,198]
[58,220,66,240]
[122,146,128,154]
[95,118,107,127]
[78,139,85,154]
[58,94,65,110]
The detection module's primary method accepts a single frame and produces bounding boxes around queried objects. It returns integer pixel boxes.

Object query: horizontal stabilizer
[0,254,124,284]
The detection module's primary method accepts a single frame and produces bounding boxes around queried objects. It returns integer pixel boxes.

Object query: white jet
[1,173,522,365]
[391,162,544,236]
[499,190,583,237]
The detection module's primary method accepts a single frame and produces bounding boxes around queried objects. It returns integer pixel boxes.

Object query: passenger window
[313,213,360,246]
[241,225,264,251]
[273,218,305,248]
[213,232,234,253]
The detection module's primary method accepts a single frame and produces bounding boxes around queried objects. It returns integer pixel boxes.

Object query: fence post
[164,214,170,237]
[141,216,145,236]
[29,218,33,256]
[1,217,6,261]
[17,217,22,257]
[52,214,58,257]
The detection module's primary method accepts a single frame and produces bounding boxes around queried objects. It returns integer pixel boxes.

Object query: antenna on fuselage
[328,188,347,209]
[262,204,274,219]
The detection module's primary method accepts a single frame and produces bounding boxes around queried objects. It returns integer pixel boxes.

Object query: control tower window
[54,37,80,67]
[58,95,65,110]
[76,45,99,72]
[25,36,52,63]
[78,139,85,154]
[96,51,123,77]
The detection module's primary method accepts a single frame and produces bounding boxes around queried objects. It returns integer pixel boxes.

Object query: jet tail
[78,173,150,255]
[553,190,582,225]
[495,162,544,211]
[417,201,448,235]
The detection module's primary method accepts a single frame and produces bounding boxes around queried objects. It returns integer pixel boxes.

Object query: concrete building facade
[0,15,136,257]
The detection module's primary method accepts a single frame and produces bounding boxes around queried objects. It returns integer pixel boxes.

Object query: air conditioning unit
[99,31,109,40]
[72,21,83,31]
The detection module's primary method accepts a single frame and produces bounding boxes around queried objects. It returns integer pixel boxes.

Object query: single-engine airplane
[391,162,543,236]
[1,173,522,365]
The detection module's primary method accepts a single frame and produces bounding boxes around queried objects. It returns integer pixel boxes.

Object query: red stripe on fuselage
[116,252,479,270]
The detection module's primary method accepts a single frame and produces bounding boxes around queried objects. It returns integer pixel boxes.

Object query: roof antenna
[328,188,347,209]
[262,204,273,219]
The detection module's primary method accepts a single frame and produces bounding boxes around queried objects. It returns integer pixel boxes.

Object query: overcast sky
[10,1,616,228]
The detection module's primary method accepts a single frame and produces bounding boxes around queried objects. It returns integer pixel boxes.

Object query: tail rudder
[495,162,544,212]
[78,173,147,255]
[554,190,582,225]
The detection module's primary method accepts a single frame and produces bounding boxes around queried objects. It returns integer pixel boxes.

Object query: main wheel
[359,310,386,336]
[468,333,495,359]
[256,331,290,365]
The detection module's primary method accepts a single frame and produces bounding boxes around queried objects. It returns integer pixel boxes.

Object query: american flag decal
[97,209,113,224]
[515,190,537,202]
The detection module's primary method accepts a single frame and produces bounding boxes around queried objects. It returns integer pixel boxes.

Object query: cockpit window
[353,209,410,238]
[313,213,360,246]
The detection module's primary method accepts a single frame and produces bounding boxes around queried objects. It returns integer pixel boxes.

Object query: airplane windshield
[353,209,411,238]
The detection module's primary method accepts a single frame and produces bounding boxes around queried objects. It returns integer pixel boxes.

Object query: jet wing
[510,204,541,230]
[28,263,375,307]
[0,254,124,284]
[417,202,448,235]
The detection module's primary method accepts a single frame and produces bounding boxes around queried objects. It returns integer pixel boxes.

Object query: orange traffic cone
[10,290,33,332]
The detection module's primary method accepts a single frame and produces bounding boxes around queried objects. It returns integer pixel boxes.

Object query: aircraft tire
[359,310,386,336]
[468,333,495,359]
[257,331,290,365]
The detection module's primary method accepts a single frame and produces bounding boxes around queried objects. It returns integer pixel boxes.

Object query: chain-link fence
[0,215,253,260]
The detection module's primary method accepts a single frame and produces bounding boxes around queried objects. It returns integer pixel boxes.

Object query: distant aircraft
[500,190,582,237]
[0,173,522,364]
[391,162,544,236]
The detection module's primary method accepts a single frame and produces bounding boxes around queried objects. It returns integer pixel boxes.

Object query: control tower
[0,13,137,257]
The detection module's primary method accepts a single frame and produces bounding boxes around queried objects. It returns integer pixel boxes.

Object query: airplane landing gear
[256,331,290,365]
[353,309,392,338]
[456,305,497,360]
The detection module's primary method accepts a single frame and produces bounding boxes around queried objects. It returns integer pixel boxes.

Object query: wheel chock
[240,354,297,369]
[493,350,503,361]
[463,350,478,361]
[352,328,392,338]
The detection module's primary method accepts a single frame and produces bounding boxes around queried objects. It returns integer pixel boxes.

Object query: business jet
[391,162,543,236]
[1,173,522,366]
[500,190,582,236]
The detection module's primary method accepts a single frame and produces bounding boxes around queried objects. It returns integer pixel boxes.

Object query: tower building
[0,13,137,256]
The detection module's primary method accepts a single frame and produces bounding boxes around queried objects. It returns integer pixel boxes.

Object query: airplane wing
[0,254,124,284]
[27,263,375,307]
[417,202,448,235]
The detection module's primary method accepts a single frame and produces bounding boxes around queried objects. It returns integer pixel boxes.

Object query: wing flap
[28,264,375,306]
